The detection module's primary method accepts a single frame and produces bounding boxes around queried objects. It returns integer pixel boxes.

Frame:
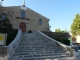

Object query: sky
[1,0,80,32]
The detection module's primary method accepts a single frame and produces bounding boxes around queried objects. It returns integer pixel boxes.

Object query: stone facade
[2,6,50,32]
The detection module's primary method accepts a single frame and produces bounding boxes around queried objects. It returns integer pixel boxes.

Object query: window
[2,13,6,20]
[21,11,25,18]
[38,19,42,25]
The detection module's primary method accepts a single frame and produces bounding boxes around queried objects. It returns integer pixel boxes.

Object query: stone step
[15,48,65,52]
[19,43,57,48]
[10,32,68,60]
[16,49,64,53]
[19,41,56,44]
[18,45,61,47]
[16,47,62,50]
[13,52,66,56]
[15,50,65,55]
[15,51,65,54]
[11,55,67,60]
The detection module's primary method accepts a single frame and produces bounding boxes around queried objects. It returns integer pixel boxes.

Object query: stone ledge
[0,46,7,54]
[16,17,30,21]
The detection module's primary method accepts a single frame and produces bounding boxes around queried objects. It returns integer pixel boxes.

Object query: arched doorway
[19,22,26,32]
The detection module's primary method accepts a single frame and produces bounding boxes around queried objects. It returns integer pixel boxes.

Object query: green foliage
[1,0,3,1]
[55,38,70,45]
[55,28,68,33]
[0,14,17,46]
[0,15,1,18]
[71,14,80,36]
[55,28,61,32]
[6,29,18,46]
[43,32,70,45]
[0,17,13,33]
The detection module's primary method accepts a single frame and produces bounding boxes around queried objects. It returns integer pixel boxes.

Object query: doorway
[19,22,26,32]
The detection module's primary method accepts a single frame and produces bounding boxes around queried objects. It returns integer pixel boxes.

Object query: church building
[1,0,50,32]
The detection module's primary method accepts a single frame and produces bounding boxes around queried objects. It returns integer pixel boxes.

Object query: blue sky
[1,0,80,32]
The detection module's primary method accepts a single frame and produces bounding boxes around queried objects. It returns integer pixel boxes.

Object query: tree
[55,28,69,33]
[1,0,3,1]
[71,14,80,37]
[0,17,13,33]
[55,28,61,32]
[64,28,69,33]
[61,30,65,33]
[0,2,3,14]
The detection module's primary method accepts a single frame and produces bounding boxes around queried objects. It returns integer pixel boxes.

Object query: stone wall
[0,46,7,54]
[3,6,50,32]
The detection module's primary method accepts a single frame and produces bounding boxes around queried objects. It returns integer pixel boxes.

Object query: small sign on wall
[0,34,6,45]
[0,35,3,40]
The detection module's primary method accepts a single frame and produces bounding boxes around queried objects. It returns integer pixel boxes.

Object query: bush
[0,16,18,46]
[54,38,70,45]
[42,32,70,45]
[6,29,18,46]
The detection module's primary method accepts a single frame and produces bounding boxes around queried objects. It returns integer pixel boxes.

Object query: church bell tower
[21,0,27,11]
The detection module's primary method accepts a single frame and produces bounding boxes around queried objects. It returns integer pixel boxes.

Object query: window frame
[38,19,42,25]
[21,11,26,18]
[1,13,6,20]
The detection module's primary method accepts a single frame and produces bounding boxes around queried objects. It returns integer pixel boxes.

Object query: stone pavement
[54,57,80,60]
[53,50,80,60]
[0,57,7,60]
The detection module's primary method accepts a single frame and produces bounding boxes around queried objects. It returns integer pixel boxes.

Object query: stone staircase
[10,32,70,60]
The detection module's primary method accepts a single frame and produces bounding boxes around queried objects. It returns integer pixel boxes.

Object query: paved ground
[0,57,6,60]
[0,53,80,60]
